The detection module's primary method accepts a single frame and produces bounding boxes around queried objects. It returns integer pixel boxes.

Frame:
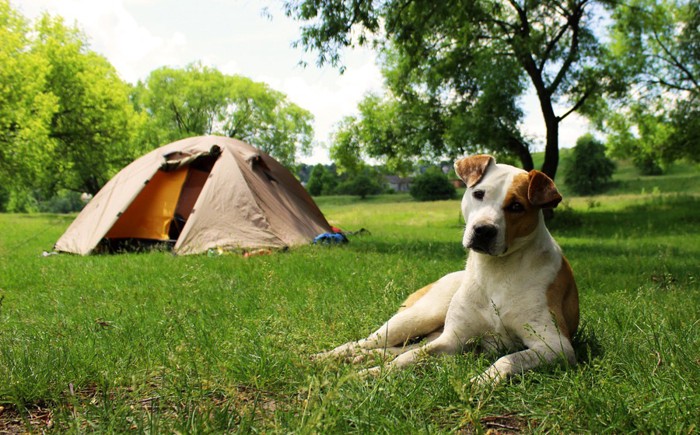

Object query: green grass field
[1,163,699,432]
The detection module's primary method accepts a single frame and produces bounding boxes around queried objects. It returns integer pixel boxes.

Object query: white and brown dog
[314,155,579,384]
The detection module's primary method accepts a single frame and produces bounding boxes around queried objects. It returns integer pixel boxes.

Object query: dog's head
[454,155,562,256]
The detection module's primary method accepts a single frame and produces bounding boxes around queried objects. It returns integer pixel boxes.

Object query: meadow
[1,161,699,433]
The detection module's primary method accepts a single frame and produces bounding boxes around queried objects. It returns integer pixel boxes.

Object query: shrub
[306,164,338,196]
[336,174,383,199]
[633,154,664,175]
[410,169,456,201]
[563,134,616,195]
[37,190,85,213]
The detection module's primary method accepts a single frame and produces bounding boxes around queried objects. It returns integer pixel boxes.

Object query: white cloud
[12,0,189,82]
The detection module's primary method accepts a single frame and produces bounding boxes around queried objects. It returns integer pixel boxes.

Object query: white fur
[314,162,576,385]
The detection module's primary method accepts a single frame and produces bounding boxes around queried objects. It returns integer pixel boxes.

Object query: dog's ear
[528,170,562,209]
[454,155,495,188]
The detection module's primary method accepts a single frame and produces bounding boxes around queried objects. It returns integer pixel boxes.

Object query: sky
[12,0,590,164]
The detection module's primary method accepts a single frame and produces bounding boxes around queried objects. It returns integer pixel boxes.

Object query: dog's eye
[472,190,485,200]
[506,201,525,213]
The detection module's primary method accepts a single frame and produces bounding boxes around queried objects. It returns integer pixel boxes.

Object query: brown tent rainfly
[55,135,332,255]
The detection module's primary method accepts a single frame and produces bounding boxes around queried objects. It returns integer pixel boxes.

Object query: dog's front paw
[309,351,330,361]
[310,342,357,361]
[351,353,369,364]
[358,366,383,378]
[470,366,504,386]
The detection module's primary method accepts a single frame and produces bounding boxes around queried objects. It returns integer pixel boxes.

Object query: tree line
[2,0,697,211]
[0,1,313,211]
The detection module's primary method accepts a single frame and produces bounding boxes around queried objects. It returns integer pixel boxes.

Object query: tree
[330,94,420,175]
[135,63,314,167]
[306,164,339,195]
[595,0,699,171]
[0,2,144,208]
[0,0,57,209]
[33,14,146,195]
[134,64,228,143]
[563,134,616,195]
[285,0,619,179]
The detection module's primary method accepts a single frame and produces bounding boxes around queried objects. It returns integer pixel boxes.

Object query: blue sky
[13,0,589,164]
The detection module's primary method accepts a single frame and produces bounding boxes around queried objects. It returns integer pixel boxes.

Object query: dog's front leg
[360,329,466,376]
[313,305,446,361]
[472,338,575,385]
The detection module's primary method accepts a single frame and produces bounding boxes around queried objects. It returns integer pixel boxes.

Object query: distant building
[385,175,412,192]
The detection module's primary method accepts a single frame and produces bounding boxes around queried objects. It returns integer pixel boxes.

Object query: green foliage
[36,190,85,213]
[595,0,699,168]
[306,164,338,196]
[409,168,456,201]
[0,2,318,211]
[335,173,383,199]
[0,1,146,201]
[307,164,387,198]
[287,0,619,178]
[33,14,147,195]
[135,63,313,167]
[0,0,57,201]
[563,134,616,195]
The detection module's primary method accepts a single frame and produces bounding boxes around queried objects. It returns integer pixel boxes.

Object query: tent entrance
[168,155,218,240]
[104,149,219,248]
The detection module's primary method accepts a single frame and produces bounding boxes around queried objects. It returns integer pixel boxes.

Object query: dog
[314,154,579,384]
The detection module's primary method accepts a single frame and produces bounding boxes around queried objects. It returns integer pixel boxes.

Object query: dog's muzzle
[468,224,499,255]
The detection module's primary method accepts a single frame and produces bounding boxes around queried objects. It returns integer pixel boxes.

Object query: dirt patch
[0,404,54,434]
[460,413,534,434]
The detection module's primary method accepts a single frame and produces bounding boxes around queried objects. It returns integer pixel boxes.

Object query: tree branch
[651,30,699,90]
[538,22,571,72]
[547,2,585,94]
[558,90,592,121]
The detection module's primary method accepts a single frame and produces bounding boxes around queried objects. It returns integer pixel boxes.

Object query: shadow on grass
[549,194,699,238]
[572,321,605,366]
[347,239,466,263]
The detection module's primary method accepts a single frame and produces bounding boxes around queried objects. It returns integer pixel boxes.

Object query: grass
[535,150,700,197]
[1,169,699,432]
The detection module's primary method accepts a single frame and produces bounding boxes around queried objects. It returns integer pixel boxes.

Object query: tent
[55,135,332,255]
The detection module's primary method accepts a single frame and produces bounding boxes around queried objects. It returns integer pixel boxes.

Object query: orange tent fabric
[105,167,188,240]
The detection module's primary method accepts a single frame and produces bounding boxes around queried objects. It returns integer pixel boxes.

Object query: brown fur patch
[528,170,562,208]
[454,155,495,187]
[504,173,541,249]
[546,258,580,339]
[398,283,434,312]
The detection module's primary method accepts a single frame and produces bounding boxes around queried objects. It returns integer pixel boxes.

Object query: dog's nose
[469,224,498,254]
[473,224,497,240]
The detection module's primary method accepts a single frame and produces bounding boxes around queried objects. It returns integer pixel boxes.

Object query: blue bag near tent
[313,232,348,245]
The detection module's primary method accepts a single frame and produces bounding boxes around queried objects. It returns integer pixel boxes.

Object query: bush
[633,153,664,175]
[563,134,616,195]
[306,164,340,196]
[37,190,85,213]
[410,169,456,201]
[336,174,383,199]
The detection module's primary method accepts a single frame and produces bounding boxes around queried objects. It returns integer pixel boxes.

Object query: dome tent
[55,135,331,255]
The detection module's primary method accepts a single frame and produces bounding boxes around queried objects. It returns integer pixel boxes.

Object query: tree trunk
[541,116,559,180]
[521,64,561,179]
[508,136,534,171]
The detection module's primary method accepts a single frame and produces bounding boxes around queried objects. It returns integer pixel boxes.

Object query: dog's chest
[465,250,559,330]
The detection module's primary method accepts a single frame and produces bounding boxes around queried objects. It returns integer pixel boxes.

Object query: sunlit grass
[0,189,698,432]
